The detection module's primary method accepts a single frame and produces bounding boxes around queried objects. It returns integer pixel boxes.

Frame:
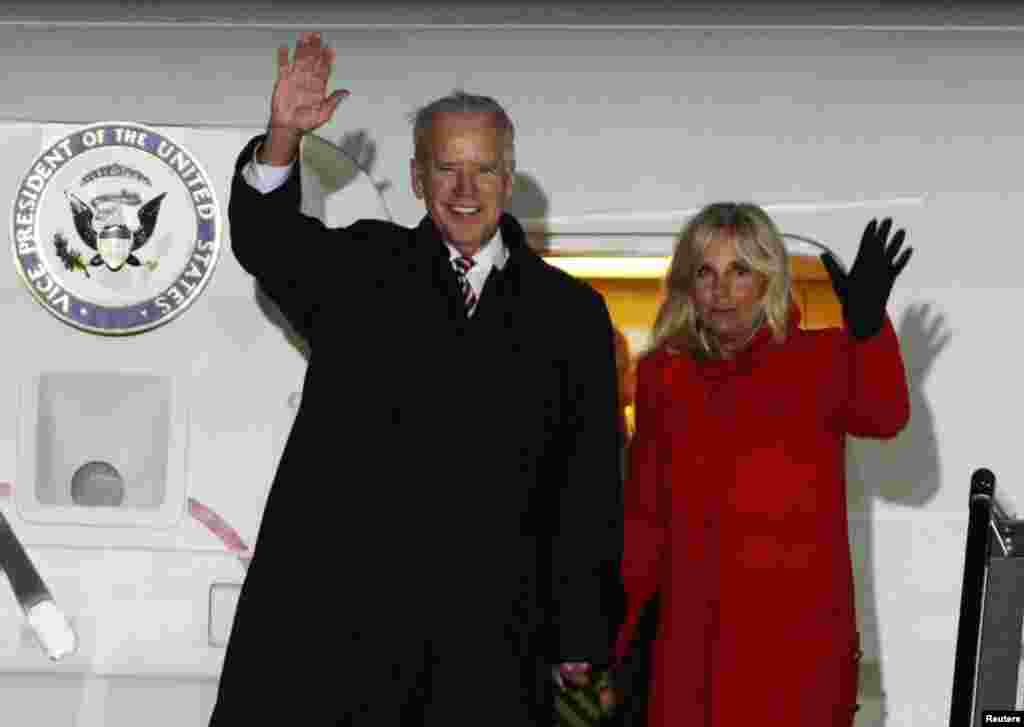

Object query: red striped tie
[452,255,478,315]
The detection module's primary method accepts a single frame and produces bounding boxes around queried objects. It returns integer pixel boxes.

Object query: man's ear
[410,158,424,200]
[502,169,516,204]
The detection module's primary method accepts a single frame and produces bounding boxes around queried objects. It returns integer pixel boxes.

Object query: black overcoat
[209,137,622,725]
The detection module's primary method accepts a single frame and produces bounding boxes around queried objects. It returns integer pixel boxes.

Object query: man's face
[411,111,514,256]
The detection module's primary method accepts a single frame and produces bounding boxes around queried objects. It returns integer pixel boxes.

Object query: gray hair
[410,90,516,173]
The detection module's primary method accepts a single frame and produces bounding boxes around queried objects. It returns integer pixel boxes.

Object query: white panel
[0,673,217,727]
[16,371,186,528]
[0,673,86,725]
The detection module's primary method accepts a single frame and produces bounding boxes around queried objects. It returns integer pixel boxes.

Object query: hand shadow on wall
[302,129,391,205]
[846,303,949,726]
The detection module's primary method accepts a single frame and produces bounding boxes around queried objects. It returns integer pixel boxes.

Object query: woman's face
[691,235,769,353]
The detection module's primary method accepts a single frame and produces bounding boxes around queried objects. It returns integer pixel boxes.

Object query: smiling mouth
[449,206,481,217]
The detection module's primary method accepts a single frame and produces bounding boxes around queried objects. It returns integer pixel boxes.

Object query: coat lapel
[472,213,537,330]
[413,215,468,324]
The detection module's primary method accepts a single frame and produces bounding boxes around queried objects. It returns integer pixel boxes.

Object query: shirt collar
[445,228,508,270]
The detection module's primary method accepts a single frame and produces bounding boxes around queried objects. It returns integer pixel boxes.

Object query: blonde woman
[616,203,912,726]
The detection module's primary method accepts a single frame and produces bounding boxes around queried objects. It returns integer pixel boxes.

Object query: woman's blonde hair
[650,202,792,359]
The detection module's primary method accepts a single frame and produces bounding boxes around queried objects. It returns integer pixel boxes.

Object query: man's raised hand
[261,32,350,165]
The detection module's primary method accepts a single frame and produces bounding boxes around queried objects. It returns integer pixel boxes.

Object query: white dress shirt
[241,149,293,194]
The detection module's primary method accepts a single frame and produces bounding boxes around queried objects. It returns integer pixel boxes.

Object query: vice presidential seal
[10,122,221,334]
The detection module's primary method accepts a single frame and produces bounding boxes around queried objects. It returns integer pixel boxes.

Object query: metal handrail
[948,468,996,726]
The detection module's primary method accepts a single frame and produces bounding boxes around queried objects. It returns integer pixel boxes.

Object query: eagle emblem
[12,122,222,335]
[65,188,166,272]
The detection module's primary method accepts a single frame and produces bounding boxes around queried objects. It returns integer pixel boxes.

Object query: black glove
[821,218,912,340]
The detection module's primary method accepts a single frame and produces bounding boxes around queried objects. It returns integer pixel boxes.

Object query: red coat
[617,311,909,727]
